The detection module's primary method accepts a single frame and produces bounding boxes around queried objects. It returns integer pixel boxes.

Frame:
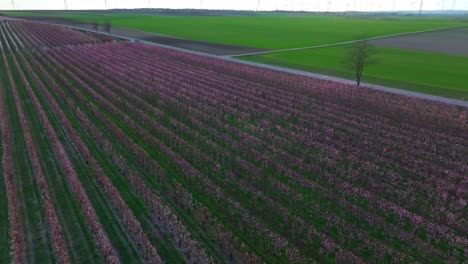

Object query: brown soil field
[370,27,468,56]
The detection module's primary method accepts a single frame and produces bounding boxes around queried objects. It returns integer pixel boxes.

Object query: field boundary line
[36,22,468,108]
[229,25,468,57]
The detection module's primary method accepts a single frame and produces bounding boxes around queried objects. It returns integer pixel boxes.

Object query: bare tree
[343,38,375,86]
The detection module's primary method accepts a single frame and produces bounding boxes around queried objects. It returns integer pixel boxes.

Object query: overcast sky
[1,0,468,11]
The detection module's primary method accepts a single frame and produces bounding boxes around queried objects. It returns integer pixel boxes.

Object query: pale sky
[1,0,468,11]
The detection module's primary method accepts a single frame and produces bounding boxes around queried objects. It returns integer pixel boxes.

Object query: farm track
[0,18,466,264]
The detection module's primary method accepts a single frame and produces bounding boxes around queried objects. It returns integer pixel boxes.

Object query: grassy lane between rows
[20,54,143,263]
[0,116,9,264]
[242,46,468,100]
[0,43,11,264]
[15,52,104,264]
[33,51,227,263]
[58,65,252,264]
[40,49,287,263]
[58,46,394,262]
[3,53,55,263]
[82,44,458,260]
[35,67,188,263]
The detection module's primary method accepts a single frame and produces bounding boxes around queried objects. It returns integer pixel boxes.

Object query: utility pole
[419,0,424,15]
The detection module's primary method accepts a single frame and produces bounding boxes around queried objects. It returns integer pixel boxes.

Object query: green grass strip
[3,54,55,263]
[17,52,104,264]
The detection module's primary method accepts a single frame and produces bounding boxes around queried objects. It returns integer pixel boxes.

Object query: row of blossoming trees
[0,17,466,263]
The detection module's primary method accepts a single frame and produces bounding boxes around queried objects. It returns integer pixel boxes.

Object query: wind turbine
[64,0,68,10]
[104,0,108,9]
[419,0,424,15]
[11,0,16,10]
[442,0,446,10]
[452,0,456,10]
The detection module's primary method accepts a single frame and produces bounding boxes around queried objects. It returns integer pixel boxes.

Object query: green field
[3,11,467,49]
[243,46,468,100]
